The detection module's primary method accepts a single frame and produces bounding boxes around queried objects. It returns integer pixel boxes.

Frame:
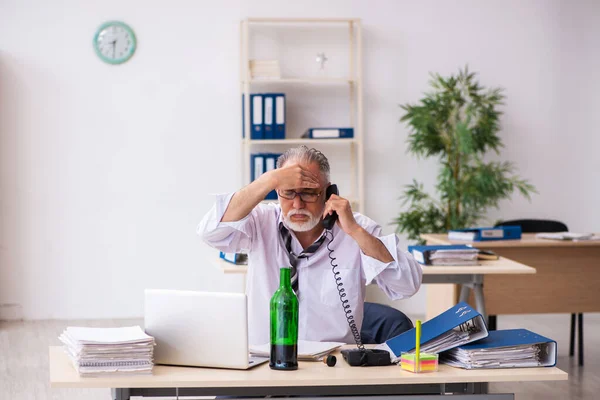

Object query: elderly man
[197,145,422,346]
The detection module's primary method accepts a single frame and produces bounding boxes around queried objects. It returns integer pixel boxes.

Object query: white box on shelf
[249,60,281,79]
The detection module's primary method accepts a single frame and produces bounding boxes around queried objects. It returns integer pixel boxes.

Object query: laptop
[144,289,268,369]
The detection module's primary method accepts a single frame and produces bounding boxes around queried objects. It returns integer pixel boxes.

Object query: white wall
[0,0,598,320]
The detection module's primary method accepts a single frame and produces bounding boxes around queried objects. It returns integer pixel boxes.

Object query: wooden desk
[49,346,567,400]
[421,233,600,318]
[216,258,536,321]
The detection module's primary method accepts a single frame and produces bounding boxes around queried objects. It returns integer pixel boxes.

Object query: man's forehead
[283,161,326,181]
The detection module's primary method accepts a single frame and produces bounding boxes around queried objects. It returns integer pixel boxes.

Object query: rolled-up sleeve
[359,218,423,300]
[196,192,257,253]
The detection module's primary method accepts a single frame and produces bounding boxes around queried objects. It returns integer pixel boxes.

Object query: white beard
[283,209,322,232]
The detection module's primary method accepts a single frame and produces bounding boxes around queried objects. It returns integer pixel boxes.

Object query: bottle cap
[323,354,336,367]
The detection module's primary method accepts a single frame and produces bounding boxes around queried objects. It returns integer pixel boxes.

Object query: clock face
[94,21,136,64]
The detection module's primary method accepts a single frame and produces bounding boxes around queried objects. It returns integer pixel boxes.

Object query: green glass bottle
[269,267,299,370]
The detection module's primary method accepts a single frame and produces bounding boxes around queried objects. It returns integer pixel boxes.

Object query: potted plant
[394,67,536,242]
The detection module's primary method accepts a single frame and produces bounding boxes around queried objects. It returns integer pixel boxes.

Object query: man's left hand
[322,194,362,236]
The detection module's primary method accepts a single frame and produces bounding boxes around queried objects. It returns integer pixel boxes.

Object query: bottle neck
[279,267,292,289]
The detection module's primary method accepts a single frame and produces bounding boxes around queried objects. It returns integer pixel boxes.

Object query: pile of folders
[376,302,557,369]
[408,244,479,266]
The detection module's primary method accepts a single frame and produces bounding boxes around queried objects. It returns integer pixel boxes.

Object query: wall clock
[93,21,136,64]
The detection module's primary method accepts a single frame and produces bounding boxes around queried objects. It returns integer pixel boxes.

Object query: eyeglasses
[278,190,322,203]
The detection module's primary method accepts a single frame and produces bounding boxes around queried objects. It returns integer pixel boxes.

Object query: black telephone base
[341,349,392,367]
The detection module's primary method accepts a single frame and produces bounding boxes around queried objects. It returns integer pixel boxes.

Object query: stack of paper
[536,232,599,241]
[444,344,542,369]
[59,326,155,376]
[250,340,344,361]
[428,249,479,266]
[409,245,479,266]
[441,329,557,369]
[249,59,281,79]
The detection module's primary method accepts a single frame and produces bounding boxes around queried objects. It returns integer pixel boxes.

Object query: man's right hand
[221,163,320,223]
[264,163,321,191]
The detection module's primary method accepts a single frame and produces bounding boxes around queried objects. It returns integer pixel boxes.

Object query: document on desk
[58,326,155,376]
[535,232,600,241]
[441,329,557,369]
[250,340,344,361]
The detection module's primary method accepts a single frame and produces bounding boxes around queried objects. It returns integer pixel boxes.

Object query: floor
[0,314,598,400]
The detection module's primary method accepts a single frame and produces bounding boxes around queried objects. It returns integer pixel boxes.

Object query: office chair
[360,302,414,344]
[494,219,583,366]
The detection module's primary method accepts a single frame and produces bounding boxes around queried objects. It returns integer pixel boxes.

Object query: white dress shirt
[197,192,423,346]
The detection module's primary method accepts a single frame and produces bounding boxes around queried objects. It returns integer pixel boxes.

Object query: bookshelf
[240,18,364,213]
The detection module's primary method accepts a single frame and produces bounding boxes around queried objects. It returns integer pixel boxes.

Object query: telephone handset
[322,184,339,230]
[322,184,392,367]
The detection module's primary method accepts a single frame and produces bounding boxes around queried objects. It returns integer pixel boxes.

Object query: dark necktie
[279,222,327,293]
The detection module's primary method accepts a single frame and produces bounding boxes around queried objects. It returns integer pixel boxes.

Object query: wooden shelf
[246,138,357,145]
[245,78,354,85]
[246,18,360,24]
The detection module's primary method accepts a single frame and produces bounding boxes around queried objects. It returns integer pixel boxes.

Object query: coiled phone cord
[325,229,365,352]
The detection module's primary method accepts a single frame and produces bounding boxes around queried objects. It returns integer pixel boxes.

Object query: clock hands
[111,39,117,59]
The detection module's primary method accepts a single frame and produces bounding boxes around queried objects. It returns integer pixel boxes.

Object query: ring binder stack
[242,93,286,139]
[375,302,489,363]
[442,329,557,369]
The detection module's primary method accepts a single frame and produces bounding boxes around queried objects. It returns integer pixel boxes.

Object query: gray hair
[276,145,330,182]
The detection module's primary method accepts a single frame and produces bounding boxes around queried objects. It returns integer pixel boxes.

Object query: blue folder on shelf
[250,94,264,139]
[274,93,286,139]
[263,94,275,140]
[448,226,522,241]
[264,153,279,200]
[375,302,489,363]
[250,153,281,200]
[441,329,557,369]
[250,153,265,183]
[302,128,354,139]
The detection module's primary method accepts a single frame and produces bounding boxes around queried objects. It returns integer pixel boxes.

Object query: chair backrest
[494,219,568,233]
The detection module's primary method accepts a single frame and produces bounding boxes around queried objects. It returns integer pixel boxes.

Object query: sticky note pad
[400,353,439,373]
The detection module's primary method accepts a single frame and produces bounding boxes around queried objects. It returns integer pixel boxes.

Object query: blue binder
[407,244,477,265]
[250,153,265,182]
[302,128,354,139]
[448,226,522,241]
[250,153,280,200]
[250,94,264,139]
[442,329,557,368]
[264,153,279,200]
[274,93,286,139]
[263,94,275,140]
[376,302,489,362]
